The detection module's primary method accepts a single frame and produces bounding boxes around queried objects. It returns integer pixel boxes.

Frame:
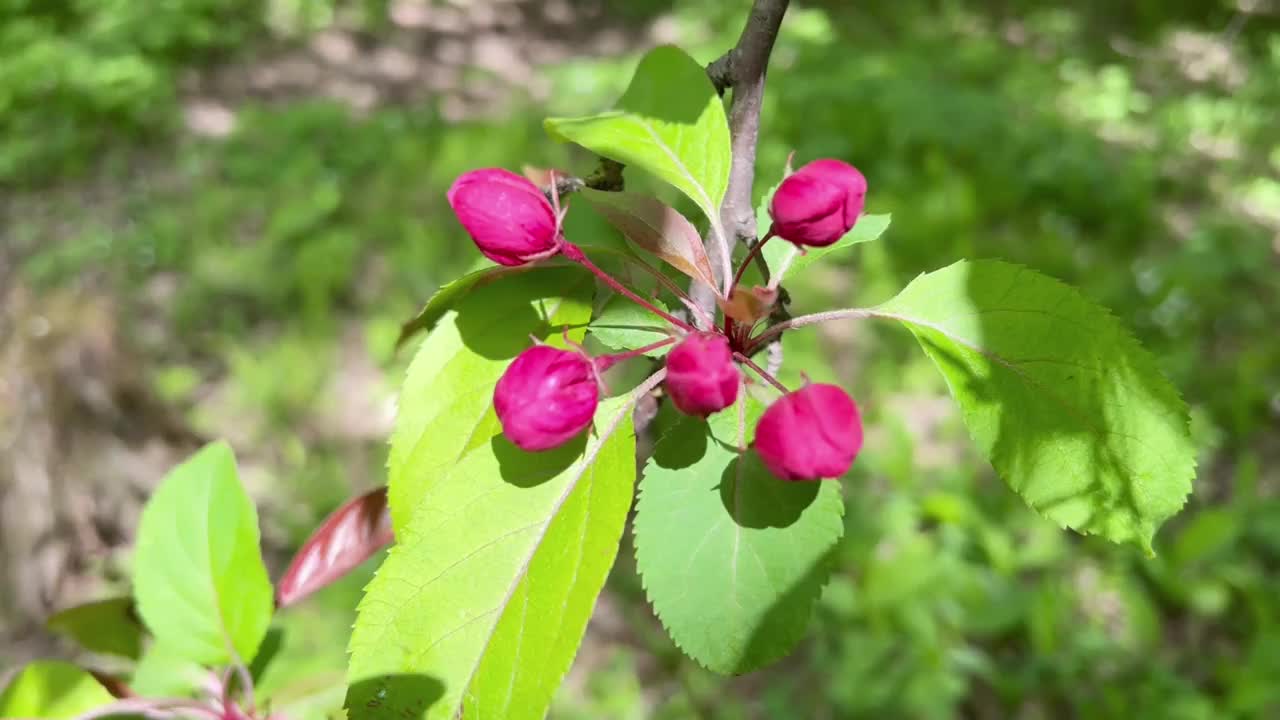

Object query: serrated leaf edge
[632,394,845,674]
[879,259,1195,554]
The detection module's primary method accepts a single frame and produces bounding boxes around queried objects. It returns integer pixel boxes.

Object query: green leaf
[254,622,350,720]
[133,441,274,665]
[130,642,207,698]
[387,266,595,531]
[755,180,890,281]
[545,45,730,228]
[633,397,845,674]
[45,597,143,659]
[394,265,534,351]
[588,294,673,357]
[875,259,1194,553]
[0,661,115,718]
[347,384,648,720]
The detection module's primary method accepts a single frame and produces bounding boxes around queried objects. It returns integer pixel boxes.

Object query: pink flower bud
[494,345,599,451]
[448,168,562,266]
[768,159,867,247]
[753,384,863,481]
[664,332,740,417]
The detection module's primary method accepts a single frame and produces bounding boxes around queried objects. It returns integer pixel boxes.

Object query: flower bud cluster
[448,160,868,480]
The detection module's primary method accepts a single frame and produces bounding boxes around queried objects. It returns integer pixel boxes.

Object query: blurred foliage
[5,0,1280,717]
[0,0,263,182]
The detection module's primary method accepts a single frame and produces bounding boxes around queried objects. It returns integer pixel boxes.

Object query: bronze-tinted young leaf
[86,671,133,699]
[717,285,777,325]
[276,487,393,609]
[580,189,716,291]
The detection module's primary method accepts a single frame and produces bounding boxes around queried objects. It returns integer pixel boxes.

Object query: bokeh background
[2,0,1279,717]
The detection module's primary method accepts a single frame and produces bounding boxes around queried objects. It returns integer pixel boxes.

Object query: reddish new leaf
[580,189,717,291]
[717,285,778,325]
[275,487,393,608]
[88,671,134,699]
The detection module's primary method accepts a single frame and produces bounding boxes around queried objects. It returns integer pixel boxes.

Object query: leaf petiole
[746,307,875,355]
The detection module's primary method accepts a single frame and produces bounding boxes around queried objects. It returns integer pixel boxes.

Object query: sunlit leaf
[133,441,274,665]
[634,398,844,674]
[387,266,595,531]
[545,45,730,229]
[348,383,649,719]
[876,260,1194,552]
[276,487,393,609]
[717,285,777,325]
[130,642,206,698]
[0,661,115,718]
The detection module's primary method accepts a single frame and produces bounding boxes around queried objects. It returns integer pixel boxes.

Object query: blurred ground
[3,0,1280,717]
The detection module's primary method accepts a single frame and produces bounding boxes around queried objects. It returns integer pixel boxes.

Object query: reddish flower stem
[733,351,789,394]
[562,243,696,332]
[620,254,716,327]
[595,337,678,372]
[722,230,777,341]
[728,231,775,295]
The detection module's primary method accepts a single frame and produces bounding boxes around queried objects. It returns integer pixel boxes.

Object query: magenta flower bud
[768,159,867,247]
[753,384,863,481]
[494,345,599,451]
[664,332,741,417]
[448,168,562,266]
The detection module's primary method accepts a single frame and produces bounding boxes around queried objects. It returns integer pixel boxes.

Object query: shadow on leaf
[452,266,594,360]
[888,260,1194,553]
[719,453,819,529]
[736,543,841,675]
[649,410,708,469]
[491,431,587,487]
[345,673,445,720]
[248,627,284,682]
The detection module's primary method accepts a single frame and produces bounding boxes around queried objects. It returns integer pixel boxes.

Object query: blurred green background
[2,0,1279,717]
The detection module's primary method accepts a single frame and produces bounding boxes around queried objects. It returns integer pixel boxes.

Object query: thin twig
[690,0,792,324]
[766,337,784,376]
